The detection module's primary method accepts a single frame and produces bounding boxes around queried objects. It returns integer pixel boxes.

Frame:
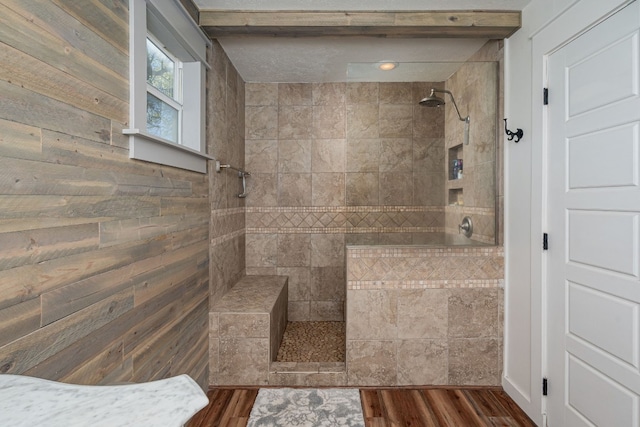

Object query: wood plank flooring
[187,387,536,427]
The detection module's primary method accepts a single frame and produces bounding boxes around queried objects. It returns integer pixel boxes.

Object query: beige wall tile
[378,233,412,245]
[211,237,245,298]
[413,173,445,206]
[278,106,313,139]
[288,301,310,321]
[379,105,413,138]
[279,83,312,105]
[346,139,380,172]
[346,172,379,206]
[313,105,346,139]
[218,337,270,385]
[278,173,312,206]
[379,82,413,104]
[246,233,278,268]
[397,339,448,385]
[346,340,397,386]
[277,234,311,267]
[397,289,449,339]
[313,83,346,106]
[347,104,379,139]
[347,82,379,104]
[345,233,379,245]
[448,338,501,386]
[246,106,278,140]
[218,313,270,338]
[312,173,345,206]
[209,337,219,385]
[277,267,311,301]
[473,162,496,209]
[246,140,278,173]
[413,105,445,138]
[246,173,277,207]
[246,267,278,275]
[209,313,219,339]
[311,266,345,300]
[346,290,397,340]
[448,288,499,338]
[312,139,345,172]
[311,234,345,267]
[380,172,413,206]
[310,301,344,321]
[380,138,412,172]
[278,139,312,173]
[246,83,278,106]
[414,138,445,173]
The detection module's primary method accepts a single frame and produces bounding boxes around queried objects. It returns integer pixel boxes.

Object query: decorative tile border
[246,227,443,234]
[347,246,503,258]
[247,206,445,213]
[211,207,246,245]
[346,245,504,290]
[210,228,245,246]
[348,279,504,290]
[246,206,445,231]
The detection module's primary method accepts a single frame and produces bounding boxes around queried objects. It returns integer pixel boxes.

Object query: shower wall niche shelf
[448,188,464,206]
[448,143,464,180]
[447,143,464,205]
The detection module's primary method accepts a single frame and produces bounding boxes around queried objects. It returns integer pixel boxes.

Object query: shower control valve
[458,216,473,238]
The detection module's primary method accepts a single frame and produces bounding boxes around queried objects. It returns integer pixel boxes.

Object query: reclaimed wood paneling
[0,223,99,270]
[51,0,129,55]
[0,0,210,390]
[0,289,134,375]
[0,118,42,160]
[0,299,41,348]
[3,0,128,79]
[0,42,127,122]
[200,10,521,38]
[0,80,112,144]
[0,195,160,220]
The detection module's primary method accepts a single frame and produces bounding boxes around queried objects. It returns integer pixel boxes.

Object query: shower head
[419,89,446,108]
[419,88,469,123]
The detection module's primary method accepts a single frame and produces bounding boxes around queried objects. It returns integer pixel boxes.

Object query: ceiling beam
[199,10,521,39]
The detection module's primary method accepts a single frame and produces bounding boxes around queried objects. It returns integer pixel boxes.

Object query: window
[146,36,180,143]
[125,0,211,173]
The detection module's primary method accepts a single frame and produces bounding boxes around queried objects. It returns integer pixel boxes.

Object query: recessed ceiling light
[377,61,398,71]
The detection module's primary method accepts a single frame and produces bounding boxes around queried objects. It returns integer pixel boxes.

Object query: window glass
[146,92,179,142]
[146,38,175,99]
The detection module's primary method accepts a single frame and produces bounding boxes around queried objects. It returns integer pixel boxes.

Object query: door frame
[530,0,636,424]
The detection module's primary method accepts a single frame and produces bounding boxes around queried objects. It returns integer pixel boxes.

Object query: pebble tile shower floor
[276,321,345,362]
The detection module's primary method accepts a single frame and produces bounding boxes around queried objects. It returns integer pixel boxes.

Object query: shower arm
[431,89,470,124]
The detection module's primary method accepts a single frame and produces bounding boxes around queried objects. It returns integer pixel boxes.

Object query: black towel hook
[503,118,524,143]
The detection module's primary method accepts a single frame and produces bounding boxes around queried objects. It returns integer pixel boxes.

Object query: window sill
[123,129,213,173]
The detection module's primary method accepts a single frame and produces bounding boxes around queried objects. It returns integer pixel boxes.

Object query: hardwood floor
[187,387,536,426]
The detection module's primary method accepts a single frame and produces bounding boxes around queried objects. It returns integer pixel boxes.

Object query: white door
[546,2,640,426]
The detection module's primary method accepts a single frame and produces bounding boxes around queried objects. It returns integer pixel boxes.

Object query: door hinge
[543,233,549,250]
[542,378,548,396]
[543,88,549,105]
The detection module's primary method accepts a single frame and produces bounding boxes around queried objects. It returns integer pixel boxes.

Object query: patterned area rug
[247,388,365,427]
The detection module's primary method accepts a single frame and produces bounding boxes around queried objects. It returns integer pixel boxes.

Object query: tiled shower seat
[209,275,288,385]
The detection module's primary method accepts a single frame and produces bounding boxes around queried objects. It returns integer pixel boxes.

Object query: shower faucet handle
[458,216,473,238]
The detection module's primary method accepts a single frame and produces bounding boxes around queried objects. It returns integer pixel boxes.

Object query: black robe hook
[504,118,523,143]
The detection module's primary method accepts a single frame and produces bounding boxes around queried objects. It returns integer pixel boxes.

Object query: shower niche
[447,143,464,206]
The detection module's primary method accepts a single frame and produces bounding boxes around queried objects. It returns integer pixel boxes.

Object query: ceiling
[193,0,531,83]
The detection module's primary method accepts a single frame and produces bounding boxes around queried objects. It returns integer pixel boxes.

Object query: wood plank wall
[0,0,211,388]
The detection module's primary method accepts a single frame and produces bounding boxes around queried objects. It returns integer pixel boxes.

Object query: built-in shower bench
[209,275,288,385]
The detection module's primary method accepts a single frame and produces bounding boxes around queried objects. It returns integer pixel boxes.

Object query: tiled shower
[210,39,505,386]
